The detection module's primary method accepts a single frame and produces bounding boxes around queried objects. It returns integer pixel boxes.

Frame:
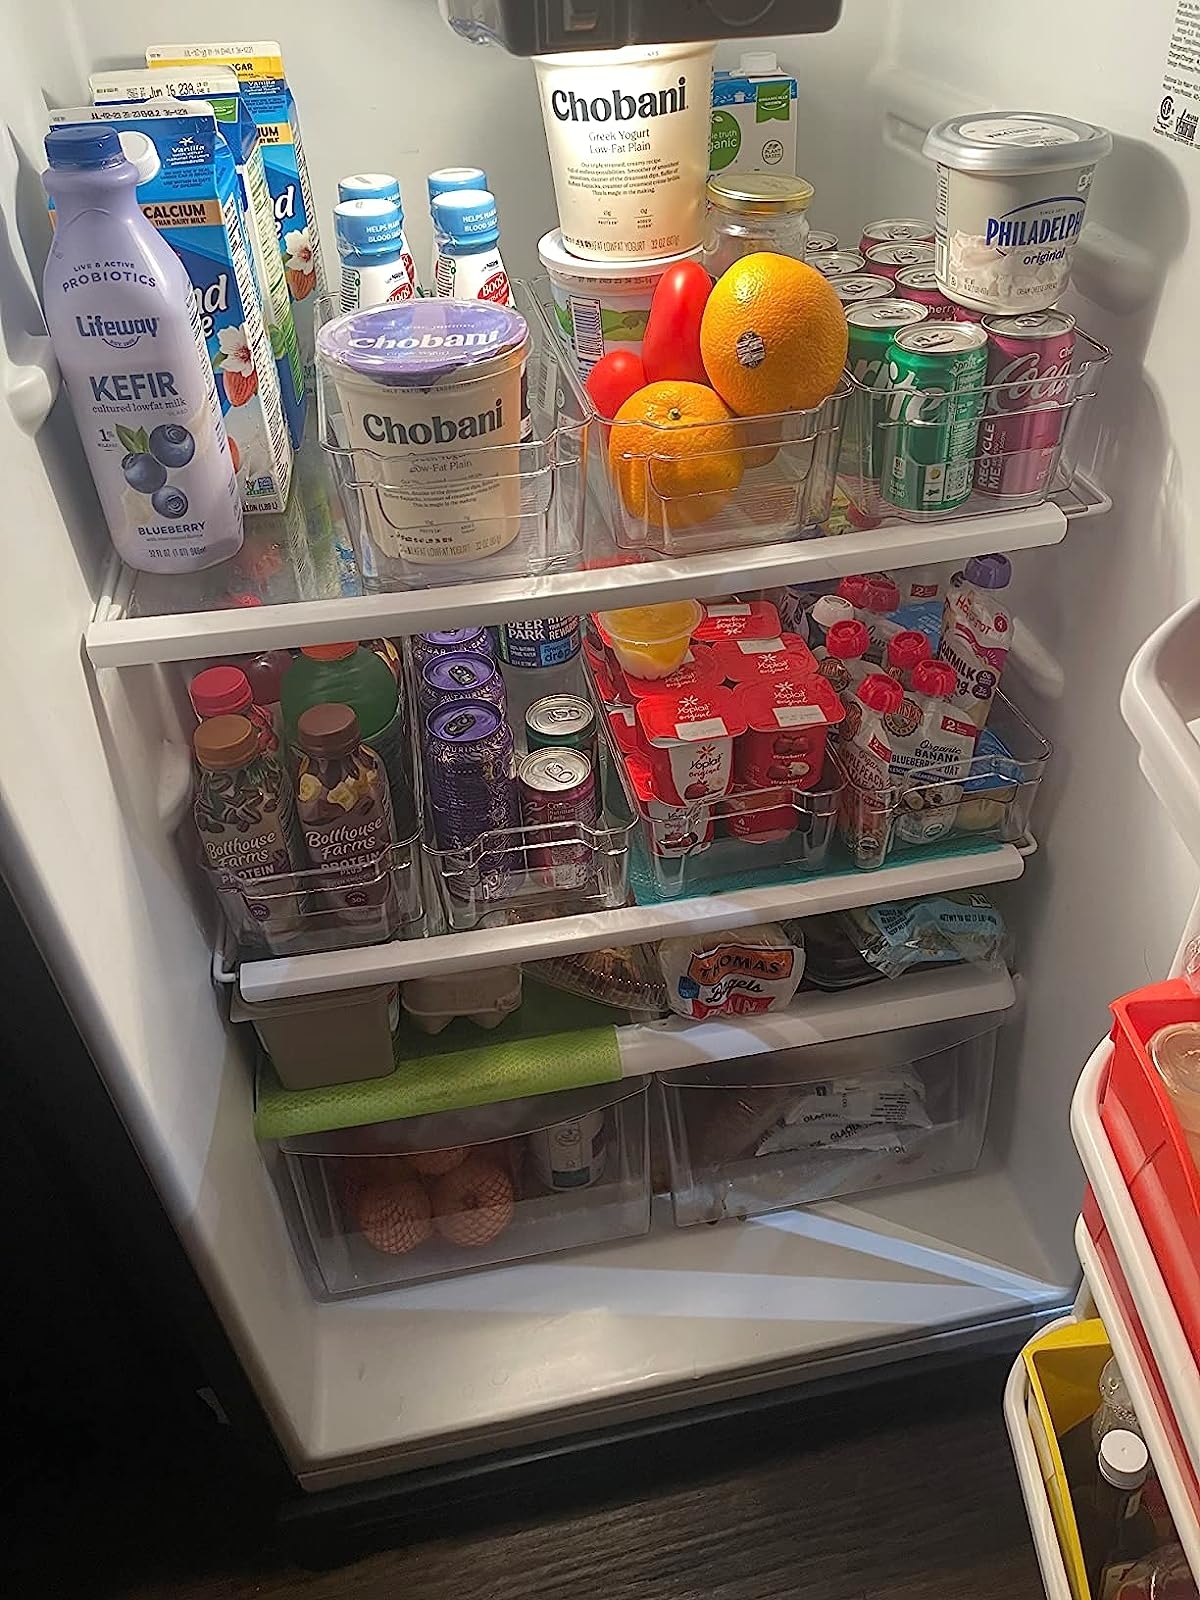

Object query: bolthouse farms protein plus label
[316,299,530,570]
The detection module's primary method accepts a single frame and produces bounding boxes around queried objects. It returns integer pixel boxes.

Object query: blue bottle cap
[338,172,401,205]
[46,124,125,170]
[430,188,499,249]
[427,166,488,205]
[334,198,404,258]
[963,553,1012,590]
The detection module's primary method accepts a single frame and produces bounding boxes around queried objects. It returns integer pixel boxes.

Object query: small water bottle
[335,198,417,312]
[427,166,488,283]
[431,188,513,306]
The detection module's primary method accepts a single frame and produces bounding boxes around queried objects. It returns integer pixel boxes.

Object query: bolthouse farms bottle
[41,124,242,572]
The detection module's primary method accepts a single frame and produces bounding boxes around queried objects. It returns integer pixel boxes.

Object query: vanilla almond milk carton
[147,43,327,390]
[91,67,306,448]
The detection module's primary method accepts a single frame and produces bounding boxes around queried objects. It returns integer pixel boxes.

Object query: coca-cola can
[517,747,598,889]
[975,311,1077,499]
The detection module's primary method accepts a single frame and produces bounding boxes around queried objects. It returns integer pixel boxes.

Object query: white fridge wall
[1,0,1195,1480]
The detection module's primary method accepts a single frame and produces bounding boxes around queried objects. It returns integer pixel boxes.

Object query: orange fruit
[609,380,744,532]
[701,253,848,418]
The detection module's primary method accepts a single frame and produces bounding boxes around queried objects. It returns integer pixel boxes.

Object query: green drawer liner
[254,980,623,1141]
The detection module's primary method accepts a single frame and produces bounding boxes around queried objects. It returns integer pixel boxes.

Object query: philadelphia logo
[984,196,1084,250]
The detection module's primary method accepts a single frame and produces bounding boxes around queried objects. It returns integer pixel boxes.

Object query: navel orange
[700,253,848,417]
[609,380,744,532]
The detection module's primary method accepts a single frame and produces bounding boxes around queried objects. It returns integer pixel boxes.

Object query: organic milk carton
[49,101,292,513]
[710,52,798,175]
[147,43,327,389]
[90,68,306,449]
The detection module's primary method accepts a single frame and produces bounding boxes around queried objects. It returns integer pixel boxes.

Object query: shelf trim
[237,842,1026,1002]
[85,501,1071,668]
[613,963,1016,1077]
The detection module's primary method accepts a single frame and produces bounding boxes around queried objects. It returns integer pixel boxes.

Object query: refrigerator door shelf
[83,494,1104,672]
[1122,595,1200,867]
[236,837,1029,1003]
[1003,1320,1077,1600]
[1072,1039,1200,1511]
[1074,1217,1200,1584]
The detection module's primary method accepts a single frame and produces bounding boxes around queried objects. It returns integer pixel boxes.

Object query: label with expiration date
[1155,0,1200,147]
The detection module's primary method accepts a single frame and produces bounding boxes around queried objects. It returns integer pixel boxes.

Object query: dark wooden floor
[7,1352,1043,1600]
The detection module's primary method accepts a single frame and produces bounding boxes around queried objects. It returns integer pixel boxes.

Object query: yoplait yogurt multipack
[147,42,328,390]
[48,100,293,514]
[89,67,306,451]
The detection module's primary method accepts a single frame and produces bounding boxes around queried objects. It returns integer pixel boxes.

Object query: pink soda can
[974,311,1077,499]
[863,241,935,282]
[894,266,958,321]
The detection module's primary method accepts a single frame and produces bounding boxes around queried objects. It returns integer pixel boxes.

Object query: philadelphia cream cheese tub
[923,111,1112,314]
[533,42,715,260]
[316,299,529,569]
[538,229,704,375]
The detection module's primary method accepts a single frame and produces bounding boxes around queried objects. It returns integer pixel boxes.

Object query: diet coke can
[975,311,1077,499]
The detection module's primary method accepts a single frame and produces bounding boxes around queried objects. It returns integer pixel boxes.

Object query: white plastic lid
[924,112,1112,175]
[1098,1429,1150,1489]
[740,51,779,73]
[118,131,161,186]
[537,229,703,281]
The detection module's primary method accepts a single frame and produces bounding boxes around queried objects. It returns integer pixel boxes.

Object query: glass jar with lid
[703,173,815,278]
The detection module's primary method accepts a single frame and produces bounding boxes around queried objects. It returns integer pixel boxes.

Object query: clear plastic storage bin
[221,834,426,960]
[841,324,1109,524]
[528,279,849,556]
[317,283,589,592]
[269,1079,652,1297]
[660,1010,1002,1226]
[838,695,1051,870]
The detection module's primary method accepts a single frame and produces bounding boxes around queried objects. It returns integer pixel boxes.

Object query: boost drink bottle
[426,166,489,284]
[335,198,417,311]
[431,189,514,305]
[41,124,243,573]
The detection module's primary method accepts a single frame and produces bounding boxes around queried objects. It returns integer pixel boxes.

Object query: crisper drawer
[269,1078,651,1298]
[659,1009,1005,1227]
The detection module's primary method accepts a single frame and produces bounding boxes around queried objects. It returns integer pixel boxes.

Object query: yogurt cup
[317,298,529,568]
[538,230,704,376]
[923,112,1112,314]
[532,42,715,261]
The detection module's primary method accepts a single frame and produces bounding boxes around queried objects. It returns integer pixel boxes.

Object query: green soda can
[844,300,929,488]
[884,322,988,514]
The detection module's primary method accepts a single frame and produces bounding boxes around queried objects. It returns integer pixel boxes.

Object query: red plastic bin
[1101,979,1200,1361]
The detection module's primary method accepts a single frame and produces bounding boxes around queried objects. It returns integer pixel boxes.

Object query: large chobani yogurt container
[923,112,1111,314]
[317,299,529,567]
[538,229,704,376]
[532,42,716,260]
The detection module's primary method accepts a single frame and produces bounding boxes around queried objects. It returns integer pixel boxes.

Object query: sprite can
[844,300,929,487]
[883,322,988,513]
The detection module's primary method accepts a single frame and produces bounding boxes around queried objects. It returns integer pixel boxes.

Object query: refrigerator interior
[4,0,1199,1488]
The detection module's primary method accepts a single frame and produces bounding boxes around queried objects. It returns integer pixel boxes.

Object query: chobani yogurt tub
[317,299,528,567]
[538,229,704,376]
[533,42,715,260]
[923,112,1111,314]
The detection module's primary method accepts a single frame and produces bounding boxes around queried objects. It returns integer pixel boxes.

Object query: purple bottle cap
[318,298,528,388]
[963,553,1012,589]
[422,652,495,693]
[427,700,504,744]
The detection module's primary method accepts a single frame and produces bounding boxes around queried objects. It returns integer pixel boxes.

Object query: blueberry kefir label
[317,299,529,568]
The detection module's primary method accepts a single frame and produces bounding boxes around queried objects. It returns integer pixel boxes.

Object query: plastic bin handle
[1121,594,1200,866]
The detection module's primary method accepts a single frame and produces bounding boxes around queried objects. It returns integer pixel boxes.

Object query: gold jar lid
[706,173,815,215]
